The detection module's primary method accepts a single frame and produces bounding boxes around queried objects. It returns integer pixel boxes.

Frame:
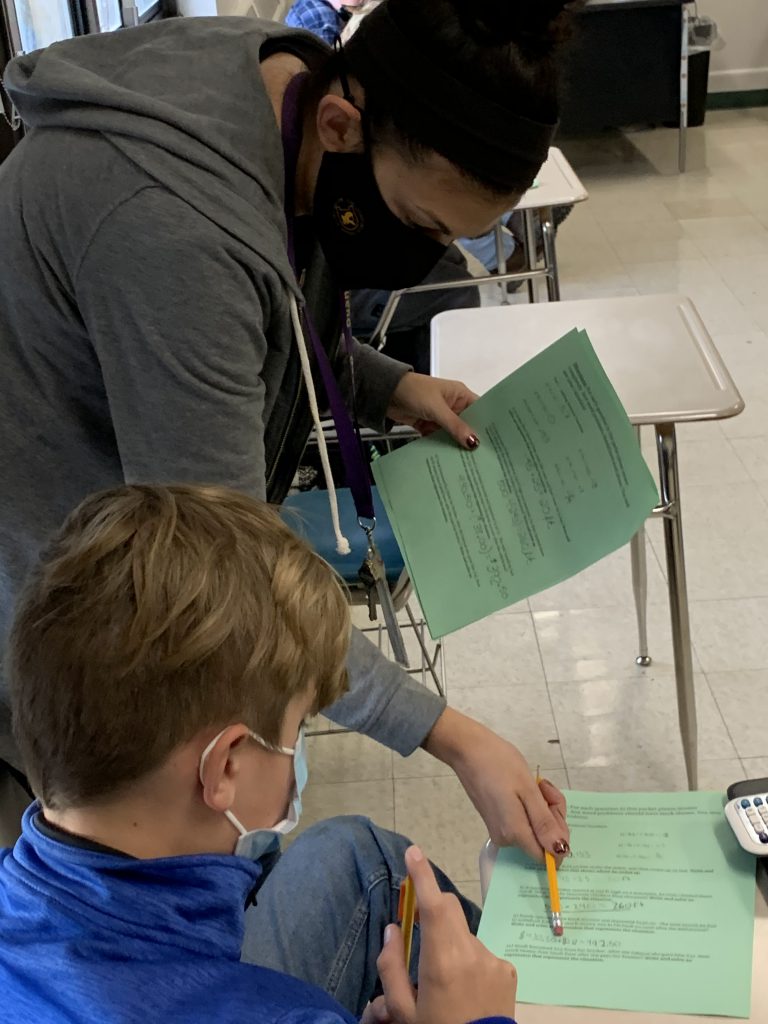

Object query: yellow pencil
[398,877,418,968]
[536,766,564,937]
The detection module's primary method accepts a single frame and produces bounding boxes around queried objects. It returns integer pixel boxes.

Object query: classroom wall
[698,0,768,93]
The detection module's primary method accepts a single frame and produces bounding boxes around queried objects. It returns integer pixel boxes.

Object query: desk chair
[282,486,445,738]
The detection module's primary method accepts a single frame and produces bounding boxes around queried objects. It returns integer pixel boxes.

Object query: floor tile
[306,731,392,784]
[665,197,748,220]
[533,603,679,683]
[741,758,768,781]
[679,213,767,240]
[690,598,768,672]
[442,613,547,690]
[732,436,768,481]
[646,481,768,602]
[675,437,752,485]
[549,670,736,769]
[706,669,768,759]
[611,236,703,264]
[299,779,394,834]
[528,538,668,613]
[447,685,564,771]
[567,758,744,794]
[708,255,768,306]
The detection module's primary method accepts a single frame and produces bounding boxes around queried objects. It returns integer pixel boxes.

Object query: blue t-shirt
[285,0,343,45]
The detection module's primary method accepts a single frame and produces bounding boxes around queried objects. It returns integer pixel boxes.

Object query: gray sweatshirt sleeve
[75,186,444,755]
[341,337,412,433]
[330,628,446,755]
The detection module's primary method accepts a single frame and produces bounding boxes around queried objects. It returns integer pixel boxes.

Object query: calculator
[726,777,768,856]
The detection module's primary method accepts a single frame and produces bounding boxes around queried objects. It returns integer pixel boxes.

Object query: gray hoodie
[0,16,445,770]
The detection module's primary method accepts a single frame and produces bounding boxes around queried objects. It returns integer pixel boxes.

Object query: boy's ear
[198,725,250,813]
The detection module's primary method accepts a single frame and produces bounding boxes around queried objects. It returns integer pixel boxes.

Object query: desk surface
[515,147,589,212]
[431,296,743,426]
[479,849,766,1023]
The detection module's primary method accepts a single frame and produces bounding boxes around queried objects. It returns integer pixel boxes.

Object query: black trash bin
[688,49,711,127]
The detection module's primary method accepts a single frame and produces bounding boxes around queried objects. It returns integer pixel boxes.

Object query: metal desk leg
[494,219,510,307]
[679,4,690,174]
[656,422,697,790]
[541,211,560,302]
[631,428,652,668]
[523,209,538,304]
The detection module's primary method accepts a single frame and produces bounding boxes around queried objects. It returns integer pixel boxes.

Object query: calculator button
[760,833,768,844]
[747,812,761,829]
[741,798,752,808]
[755,797,764,806]
[759,807,768,824]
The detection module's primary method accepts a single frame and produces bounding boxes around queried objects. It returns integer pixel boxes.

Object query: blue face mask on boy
[198,726,308,864]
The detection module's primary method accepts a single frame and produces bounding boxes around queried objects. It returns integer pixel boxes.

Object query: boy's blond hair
[9,485,350,809]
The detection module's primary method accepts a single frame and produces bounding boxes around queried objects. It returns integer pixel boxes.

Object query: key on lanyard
[358,528,409,668]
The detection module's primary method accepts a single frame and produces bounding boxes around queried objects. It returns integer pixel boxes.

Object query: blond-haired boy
[0,485,517,1024]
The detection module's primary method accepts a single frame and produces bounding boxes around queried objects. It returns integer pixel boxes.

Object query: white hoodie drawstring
[289,294,352,556]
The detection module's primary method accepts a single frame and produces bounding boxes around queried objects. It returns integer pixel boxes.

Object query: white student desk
[500,146,589,305]
[431,295,744,792]
[479,844,768,1023]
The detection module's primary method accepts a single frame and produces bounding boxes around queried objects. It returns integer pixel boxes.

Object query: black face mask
[312,149,449,290]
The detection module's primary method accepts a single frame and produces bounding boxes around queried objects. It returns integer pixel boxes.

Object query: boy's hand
[376,846,517,1024]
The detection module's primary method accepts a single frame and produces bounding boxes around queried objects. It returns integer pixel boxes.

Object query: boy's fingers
[404,845,443,917]
[377,926,417,1024]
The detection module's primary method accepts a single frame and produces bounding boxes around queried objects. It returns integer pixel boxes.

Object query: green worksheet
[478,791,756,1017]
[373,328,659,638]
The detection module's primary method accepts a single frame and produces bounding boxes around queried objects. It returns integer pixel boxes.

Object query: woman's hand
[376,846,517,1024]
[387,373,479,450]
[424,707,570,864]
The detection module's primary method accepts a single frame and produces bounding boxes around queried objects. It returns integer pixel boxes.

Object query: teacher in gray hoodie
[0,0,575,856]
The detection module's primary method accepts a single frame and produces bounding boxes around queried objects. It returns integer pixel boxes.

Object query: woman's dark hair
[307,0,583,197]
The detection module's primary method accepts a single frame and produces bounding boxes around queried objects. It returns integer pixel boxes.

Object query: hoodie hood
[3,16,326,298]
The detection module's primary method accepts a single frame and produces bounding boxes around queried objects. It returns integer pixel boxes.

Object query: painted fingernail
[553,840,571,856]
[466,434,480,450]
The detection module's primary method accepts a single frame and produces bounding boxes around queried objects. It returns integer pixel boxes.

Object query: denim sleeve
[323,627,446,756]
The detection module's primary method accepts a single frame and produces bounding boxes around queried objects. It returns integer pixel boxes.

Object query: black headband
[342,3,557,185]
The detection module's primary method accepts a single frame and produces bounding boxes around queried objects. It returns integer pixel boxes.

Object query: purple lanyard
[281,73,376,525]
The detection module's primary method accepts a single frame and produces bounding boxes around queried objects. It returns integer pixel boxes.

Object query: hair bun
[452,0,576,49]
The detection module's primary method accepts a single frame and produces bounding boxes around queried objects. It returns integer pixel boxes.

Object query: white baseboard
[708,67,768,94]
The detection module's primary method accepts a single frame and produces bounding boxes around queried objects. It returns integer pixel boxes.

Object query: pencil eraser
[553,924,564,937]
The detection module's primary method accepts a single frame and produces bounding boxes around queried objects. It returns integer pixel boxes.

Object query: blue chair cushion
[281,487,405,584]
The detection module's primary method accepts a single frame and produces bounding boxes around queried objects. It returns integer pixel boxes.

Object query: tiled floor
[300,109,768,895]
